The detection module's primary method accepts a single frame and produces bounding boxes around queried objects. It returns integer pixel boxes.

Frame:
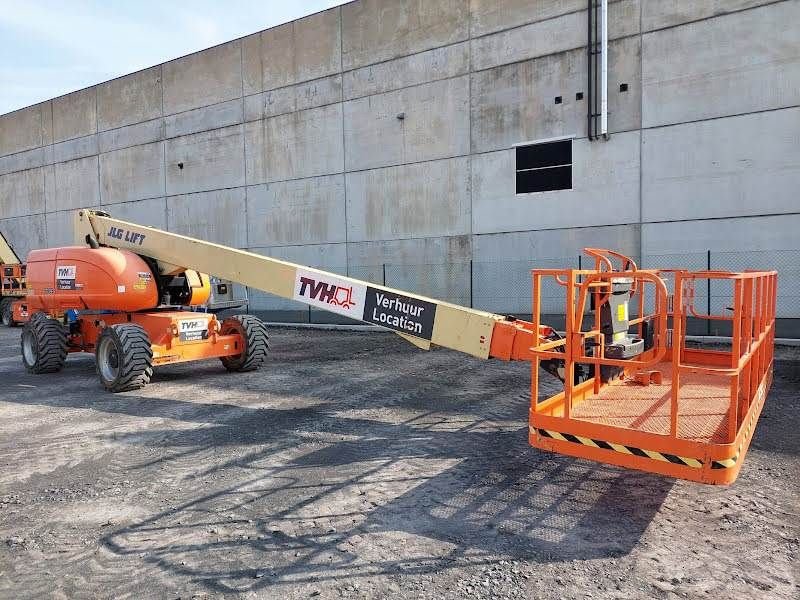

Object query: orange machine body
[24,246,210,314]
[73,311,243,366]
[20,246,230,365]
[26,246,159,313]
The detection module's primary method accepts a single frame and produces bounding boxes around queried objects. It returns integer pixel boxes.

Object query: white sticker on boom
[293,268,367,320]
[178,317,209,342]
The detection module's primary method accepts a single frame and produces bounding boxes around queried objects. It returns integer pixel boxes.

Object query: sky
[0,0,348,115]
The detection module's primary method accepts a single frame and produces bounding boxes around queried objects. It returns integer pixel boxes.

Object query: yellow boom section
[0,231,21,265]
[74,210,504,359]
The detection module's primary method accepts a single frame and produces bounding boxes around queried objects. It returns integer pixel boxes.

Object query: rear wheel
[21,316,68,373]
[219,315,269,372]
[96,324,153,392]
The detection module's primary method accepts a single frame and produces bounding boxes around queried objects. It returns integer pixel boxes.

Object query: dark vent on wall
[515,140,572,194]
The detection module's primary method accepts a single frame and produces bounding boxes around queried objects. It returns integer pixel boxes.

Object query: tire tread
[97,324,153,392]
[1,298,13,327]
[21,316,68,374]
[220,315,269,372]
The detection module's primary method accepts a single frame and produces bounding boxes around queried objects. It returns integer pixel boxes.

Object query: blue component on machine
[65,309,79,323]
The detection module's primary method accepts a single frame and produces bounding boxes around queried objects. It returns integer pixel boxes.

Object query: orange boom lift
[0,231,27,327]
[20,246,267,392]
[16,210,776,485]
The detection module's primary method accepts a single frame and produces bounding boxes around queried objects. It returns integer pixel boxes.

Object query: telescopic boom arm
[0,231,21,265]
[74,210,544,361]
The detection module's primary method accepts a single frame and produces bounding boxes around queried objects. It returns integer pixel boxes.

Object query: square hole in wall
[515,139,572,194]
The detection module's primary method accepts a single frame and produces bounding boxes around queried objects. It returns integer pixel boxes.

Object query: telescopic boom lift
[15,210,776,485]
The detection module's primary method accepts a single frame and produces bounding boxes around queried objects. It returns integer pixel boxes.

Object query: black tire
[21,316,68,374]
[219,315,269,372]
[95,324,153,392]
[0,298,13,327]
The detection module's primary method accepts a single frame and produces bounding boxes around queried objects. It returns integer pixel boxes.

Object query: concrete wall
[1,0,798,329]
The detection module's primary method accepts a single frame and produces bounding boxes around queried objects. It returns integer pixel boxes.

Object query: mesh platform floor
[570,364,732,443]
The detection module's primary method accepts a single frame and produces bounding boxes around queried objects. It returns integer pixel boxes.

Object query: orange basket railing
[673,270,777,440]
[526,248,776,484]
[531,268,669,418]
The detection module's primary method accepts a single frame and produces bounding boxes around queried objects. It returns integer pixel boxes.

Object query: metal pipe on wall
[600,0,608,138]
[588,0,609,141]
[587,0,593,140]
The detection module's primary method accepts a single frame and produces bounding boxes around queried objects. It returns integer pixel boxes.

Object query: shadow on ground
[18,385,671,593]
[0,330,681,595]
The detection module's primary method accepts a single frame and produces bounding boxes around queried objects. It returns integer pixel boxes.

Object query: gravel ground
[0,325,797,599]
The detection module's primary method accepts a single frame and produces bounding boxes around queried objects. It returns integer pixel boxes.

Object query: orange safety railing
[1,263,26,295]
[673,270,777,441]
[527,248,776,485]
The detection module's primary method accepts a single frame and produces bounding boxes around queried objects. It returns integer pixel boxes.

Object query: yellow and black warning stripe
[710,386,764,470]
[531,427,704,469]
[532,373,771,472]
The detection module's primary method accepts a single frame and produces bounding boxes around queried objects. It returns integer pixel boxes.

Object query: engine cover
[25,247,159,313]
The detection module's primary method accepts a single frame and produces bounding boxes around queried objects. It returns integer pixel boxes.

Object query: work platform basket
[528,249,777,484]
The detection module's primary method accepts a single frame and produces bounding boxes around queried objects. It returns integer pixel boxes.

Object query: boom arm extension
[75,210,544,360]
[0,231,21,265]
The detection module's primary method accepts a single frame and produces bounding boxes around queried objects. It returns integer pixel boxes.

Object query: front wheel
[21,316,68,373]
[96,324,153,392]
[219,315,269,372]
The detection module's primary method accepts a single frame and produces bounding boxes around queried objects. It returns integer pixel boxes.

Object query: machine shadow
[0,332,674,594]
[90,391,672,594]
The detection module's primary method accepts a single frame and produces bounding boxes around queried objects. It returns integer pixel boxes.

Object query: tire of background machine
[0,298,12,327]
[6,304,20,327]
[95,323,153,392]
[219,315,269,372]
[20,315,68,374]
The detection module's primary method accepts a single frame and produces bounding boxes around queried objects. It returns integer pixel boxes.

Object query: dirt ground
[0,325,797,599]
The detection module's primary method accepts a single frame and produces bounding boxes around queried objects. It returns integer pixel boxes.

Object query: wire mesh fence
[640,250,798,320]
[248,250,799,336]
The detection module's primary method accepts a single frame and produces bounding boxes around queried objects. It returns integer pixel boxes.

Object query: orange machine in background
[0,230,26,327]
